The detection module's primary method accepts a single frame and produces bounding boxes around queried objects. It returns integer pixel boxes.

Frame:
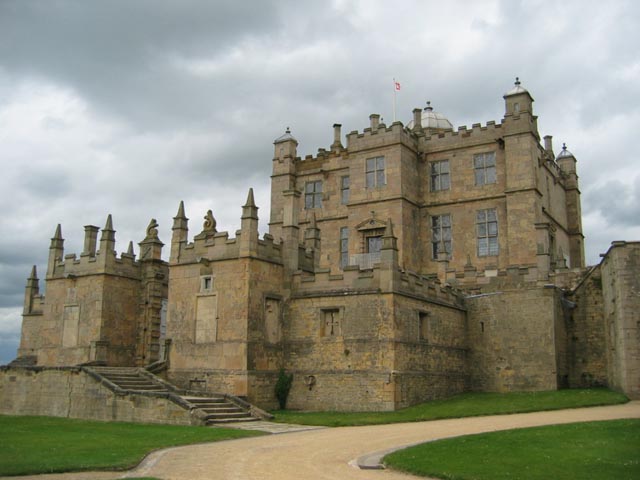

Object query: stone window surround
[474,151,497,186]
[340,175,350,204]
[477,208,498,256]
[319,306,344,338]
[430,159,450,192]
[304,180,323,209]
[366,156,386,188]
[431,213,452,260]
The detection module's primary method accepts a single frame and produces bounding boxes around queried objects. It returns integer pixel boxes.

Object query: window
[430,160,450,191]
[305,180,322,209]
[366,156,385,188]
[341,176,350,204]
[431,214,452,259]
[340,227,349,268]
[367,235,382,254]
[474,152,496,185]
[419,312,429,341]
[201,275,213,292]
[321,308,341,337]
[477,208,498,256]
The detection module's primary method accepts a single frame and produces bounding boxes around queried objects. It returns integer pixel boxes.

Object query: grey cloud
[584,176,640,228]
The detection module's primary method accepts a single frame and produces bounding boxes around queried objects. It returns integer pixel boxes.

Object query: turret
[503,77,534,117]
[170,201,189,263]
[270,128,299,240]
[273,127,298,164]
[556,144,585,268]
[47,224,64,278]
[23,265,39,315]
[239,188,259,258]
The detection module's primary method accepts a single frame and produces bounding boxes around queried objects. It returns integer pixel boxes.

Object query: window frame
[304,180,323,209]
[476,208,499,257]
[431,214,452,259]
[430,160,450,192]
[473,152,497,186]
[365,156,386,188]
[340,175,350,204]
[340,227,349,268]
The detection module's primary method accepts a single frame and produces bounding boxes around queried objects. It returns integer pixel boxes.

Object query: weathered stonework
[11,80,639,417]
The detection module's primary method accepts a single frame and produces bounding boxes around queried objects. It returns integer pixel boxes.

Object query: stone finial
[245,188,256,208]
[175,200,186,219]
[203,210,217,233]
[146,218,159,239]
[103,214,114,232]
[424,101,433,112]
[514,76,521,87]
[381,218,398,251]
[28,265,38,280]
[126,241,135,256]
[53,224,62,240]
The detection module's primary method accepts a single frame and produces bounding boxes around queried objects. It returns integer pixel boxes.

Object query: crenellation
[13,79,637,413]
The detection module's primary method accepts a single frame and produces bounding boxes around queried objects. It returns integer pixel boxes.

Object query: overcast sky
[1,0,639,364]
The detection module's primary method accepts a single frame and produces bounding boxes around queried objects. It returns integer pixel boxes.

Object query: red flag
[394,81,401,91]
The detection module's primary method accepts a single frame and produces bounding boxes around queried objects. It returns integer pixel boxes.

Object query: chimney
[82,225,100,257]
[332,123,343,151]
[544,135,553,153]
[369,114,380,129]
[412,108,423,133]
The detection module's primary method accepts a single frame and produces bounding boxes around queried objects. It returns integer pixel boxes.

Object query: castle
[10,79,640,412]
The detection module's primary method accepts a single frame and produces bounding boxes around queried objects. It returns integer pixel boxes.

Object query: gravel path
[4,401,639,480]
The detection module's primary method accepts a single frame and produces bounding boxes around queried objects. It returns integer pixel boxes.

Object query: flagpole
[392,78,397,123]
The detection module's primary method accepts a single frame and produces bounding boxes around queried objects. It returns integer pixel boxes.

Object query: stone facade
[12,79,639,413]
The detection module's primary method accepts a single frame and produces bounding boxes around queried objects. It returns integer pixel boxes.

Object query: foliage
[0,415,265,476]
[274,368,294,409]
[384,419,640,480]
[273,388,628,426]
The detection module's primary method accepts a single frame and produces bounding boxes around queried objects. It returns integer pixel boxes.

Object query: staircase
[182,396,256,425]
[87,366,257,424]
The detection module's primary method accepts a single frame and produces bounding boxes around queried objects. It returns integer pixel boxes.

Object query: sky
[1,0,639,364]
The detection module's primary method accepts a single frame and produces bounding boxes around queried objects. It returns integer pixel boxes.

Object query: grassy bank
[273,388,628,426]
[384,419,640,480]
[0,415,265,476]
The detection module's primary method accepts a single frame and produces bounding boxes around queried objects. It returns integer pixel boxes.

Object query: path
[5,402,639,480]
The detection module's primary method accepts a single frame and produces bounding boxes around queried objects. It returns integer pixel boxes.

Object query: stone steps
[88,367,257,424]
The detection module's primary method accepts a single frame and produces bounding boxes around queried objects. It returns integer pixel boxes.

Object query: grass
[273,388,628,426]
[384,419,640,480]
[0,415,265,476]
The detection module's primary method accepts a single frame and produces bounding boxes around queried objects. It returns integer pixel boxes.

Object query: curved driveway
[127,402,640,480]
[4,402,639,480]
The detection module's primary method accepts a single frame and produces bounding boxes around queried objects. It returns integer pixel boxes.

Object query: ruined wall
[601,242,640,398]
[0,367,198,425]
[566,267,608,388]
[466,286,562,392]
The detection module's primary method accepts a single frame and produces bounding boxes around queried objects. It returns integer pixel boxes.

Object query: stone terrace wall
[466,286,562,392]
[0,367,201,425]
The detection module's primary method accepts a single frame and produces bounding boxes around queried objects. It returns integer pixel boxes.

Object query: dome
[556,143,575,160]
[274,127,297,144]
[406,101,453,131]
[504,77,529,97]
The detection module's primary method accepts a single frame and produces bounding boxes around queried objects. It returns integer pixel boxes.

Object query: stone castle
[9,79,640,413]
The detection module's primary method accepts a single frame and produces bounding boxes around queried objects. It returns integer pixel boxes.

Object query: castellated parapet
[12,79,638,414]
[20,215,168,368]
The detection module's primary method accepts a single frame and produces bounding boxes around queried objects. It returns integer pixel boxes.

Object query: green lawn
[0,415,265,476]
[273,388,628,426]
[384,419,640,480]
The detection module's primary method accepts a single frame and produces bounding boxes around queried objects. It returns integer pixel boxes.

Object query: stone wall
[466,286,562,392]
[566,267,608,388]
[0,367,200,425]
[601,242,640,398]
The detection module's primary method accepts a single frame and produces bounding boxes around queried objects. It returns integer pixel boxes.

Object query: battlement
[171,191,284,267]
[291,263,464,308]
[47,216,165,281]
[346,120,417,153]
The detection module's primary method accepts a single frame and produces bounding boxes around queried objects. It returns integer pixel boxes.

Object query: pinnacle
[176,200,186,219]
[309,211,317,229]
[245,188,256,208]
[53,224,62,239]
[29,265,38,280]
[127,241,134,256]
[103,214,114,231]
[383,218,395,237]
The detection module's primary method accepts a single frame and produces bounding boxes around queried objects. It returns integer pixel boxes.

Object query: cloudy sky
[1,0,639,364]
